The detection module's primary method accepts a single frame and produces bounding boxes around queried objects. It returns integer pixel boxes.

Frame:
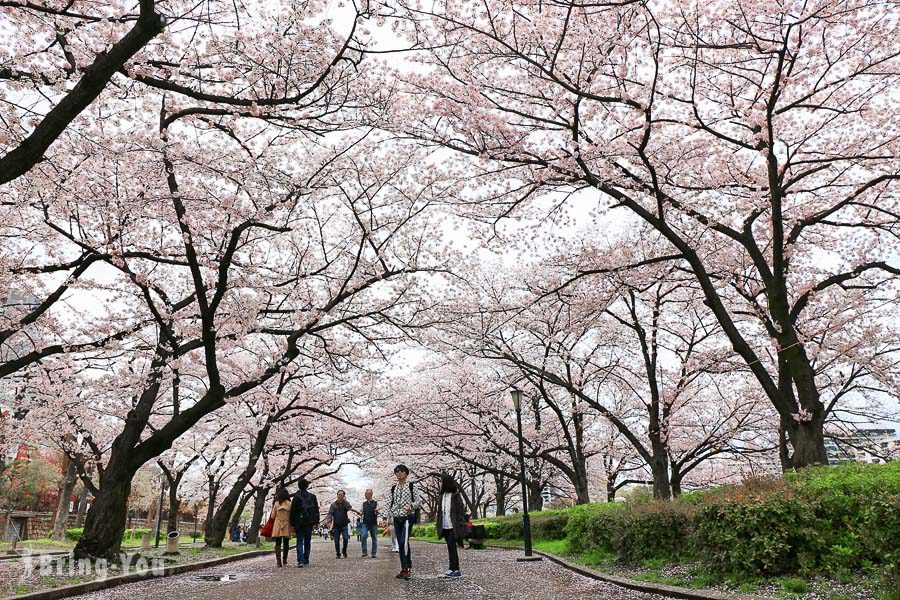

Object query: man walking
[289,478,319,567]
[326,490,358,558]
[360,489,379,558]
[389,464,420,580]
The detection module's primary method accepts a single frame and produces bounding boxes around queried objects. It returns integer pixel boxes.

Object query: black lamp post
[510,388,541,562]
[154,472,166,548]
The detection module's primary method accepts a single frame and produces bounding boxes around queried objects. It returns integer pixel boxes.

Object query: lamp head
[510,388,523,411]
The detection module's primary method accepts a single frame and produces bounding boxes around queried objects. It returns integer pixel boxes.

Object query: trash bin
[468,524,487,549]
[165,531,180,555]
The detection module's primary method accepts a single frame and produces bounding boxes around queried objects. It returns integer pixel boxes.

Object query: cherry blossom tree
[389,0,900,469]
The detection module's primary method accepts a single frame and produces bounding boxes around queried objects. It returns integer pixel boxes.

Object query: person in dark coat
[435,473,467,578]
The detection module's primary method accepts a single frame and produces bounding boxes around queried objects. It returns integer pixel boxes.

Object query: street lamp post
[154,473,166,548]
[510,388,542,562]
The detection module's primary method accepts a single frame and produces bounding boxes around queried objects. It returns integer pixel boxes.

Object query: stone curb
[2,548,273,600]
[414,538,767,600]
[0,553,69,563]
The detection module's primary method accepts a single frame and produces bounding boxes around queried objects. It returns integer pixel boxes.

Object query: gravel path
[64,539,676,600]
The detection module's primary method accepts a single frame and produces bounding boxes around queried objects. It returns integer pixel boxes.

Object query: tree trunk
[228,491,253,538]
[649,441,672,500]
[527,480,543,512]
[49,459,77,540]
[573,467,590,505]
[494,474,507,516]
[669,464,683,498]
[166,476,181,533]
[203,475,218,538]
[606,479,617,502]
[74,485,90,527]
[245,487,268,545]
[784,416,828,469]
[71,369,226,560]
[206,477,253,547]
[206,421,271,548]
[73,460,133,560]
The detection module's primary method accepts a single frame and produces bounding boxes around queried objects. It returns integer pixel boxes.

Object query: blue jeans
[394,517,412,569]
[332,523,349,556]
[295,526,312,564]
[360,522,378,556]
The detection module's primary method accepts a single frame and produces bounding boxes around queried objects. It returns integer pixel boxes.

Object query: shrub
[564,502,623,555]
[612,502,694,564]
[410,523,437,539]
[695,492,822,576]
[63,527,153,544]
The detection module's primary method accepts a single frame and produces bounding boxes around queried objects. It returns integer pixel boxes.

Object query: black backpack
[390,481,421,525]
[298,491,319,526]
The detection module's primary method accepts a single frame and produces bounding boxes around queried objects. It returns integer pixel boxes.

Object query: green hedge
[61,527,153,543]
[696,462,900,577]
[423,462,900,580]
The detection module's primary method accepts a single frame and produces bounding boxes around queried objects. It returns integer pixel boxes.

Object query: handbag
[260,516,275,538]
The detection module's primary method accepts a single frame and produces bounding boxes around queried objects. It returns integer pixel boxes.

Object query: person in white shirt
[388,464,420,579]
[435,473,466,578]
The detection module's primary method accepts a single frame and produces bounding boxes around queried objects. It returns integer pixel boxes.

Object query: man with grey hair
[360,488,380,558]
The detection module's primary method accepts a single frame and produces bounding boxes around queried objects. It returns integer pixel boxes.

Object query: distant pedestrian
[435,474,466,578]
[360,489,379,558]
[269,487,292,568]
[327,489,359,558]
[290,478,320,567]
[389,464,420,580]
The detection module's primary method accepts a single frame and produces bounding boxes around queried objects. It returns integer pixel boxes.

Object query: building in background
[825,428,899,464]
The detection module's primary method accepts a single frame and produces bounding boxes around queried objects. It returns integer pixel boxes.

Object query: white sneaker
[445,570,455,577]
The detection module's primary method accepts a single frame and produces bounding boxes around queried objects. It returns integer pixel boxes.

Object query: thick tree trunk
[527,480,543,512]
[573,468,590,505]
[784,417,828,469]
[245,487,268,545]
[71,366,226,560]
[50,459,77,540]
[73,460,133,560]
[649,440,672,500]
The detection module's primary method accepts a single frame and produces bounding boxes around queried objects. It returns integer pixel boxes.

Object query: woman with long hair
[435,473,467,578]
[269,487,292,567]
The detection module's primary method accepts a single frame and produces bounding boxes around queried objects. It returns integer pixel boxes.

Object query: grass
[778,577,809,594]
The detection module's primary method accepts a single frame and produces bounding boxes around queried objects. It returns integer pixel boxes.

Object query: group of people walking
[266,465,468,580]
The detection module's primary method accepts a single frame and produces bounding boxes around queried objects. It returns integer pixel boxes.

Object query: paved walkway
[70,539,673,600]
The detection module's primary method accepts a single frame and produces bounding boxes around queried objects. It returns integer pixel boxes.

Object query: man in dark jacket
[360,488,380,558]
[290,478,319,567]
[326,489,359,558]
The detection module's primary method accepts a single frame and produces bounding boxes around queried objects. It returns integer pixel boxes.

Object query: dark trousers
[274,536,289,563]
[295,526,313,564]
[394,517,412,569]
[442,528,460,571]
[332,523,349,556]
